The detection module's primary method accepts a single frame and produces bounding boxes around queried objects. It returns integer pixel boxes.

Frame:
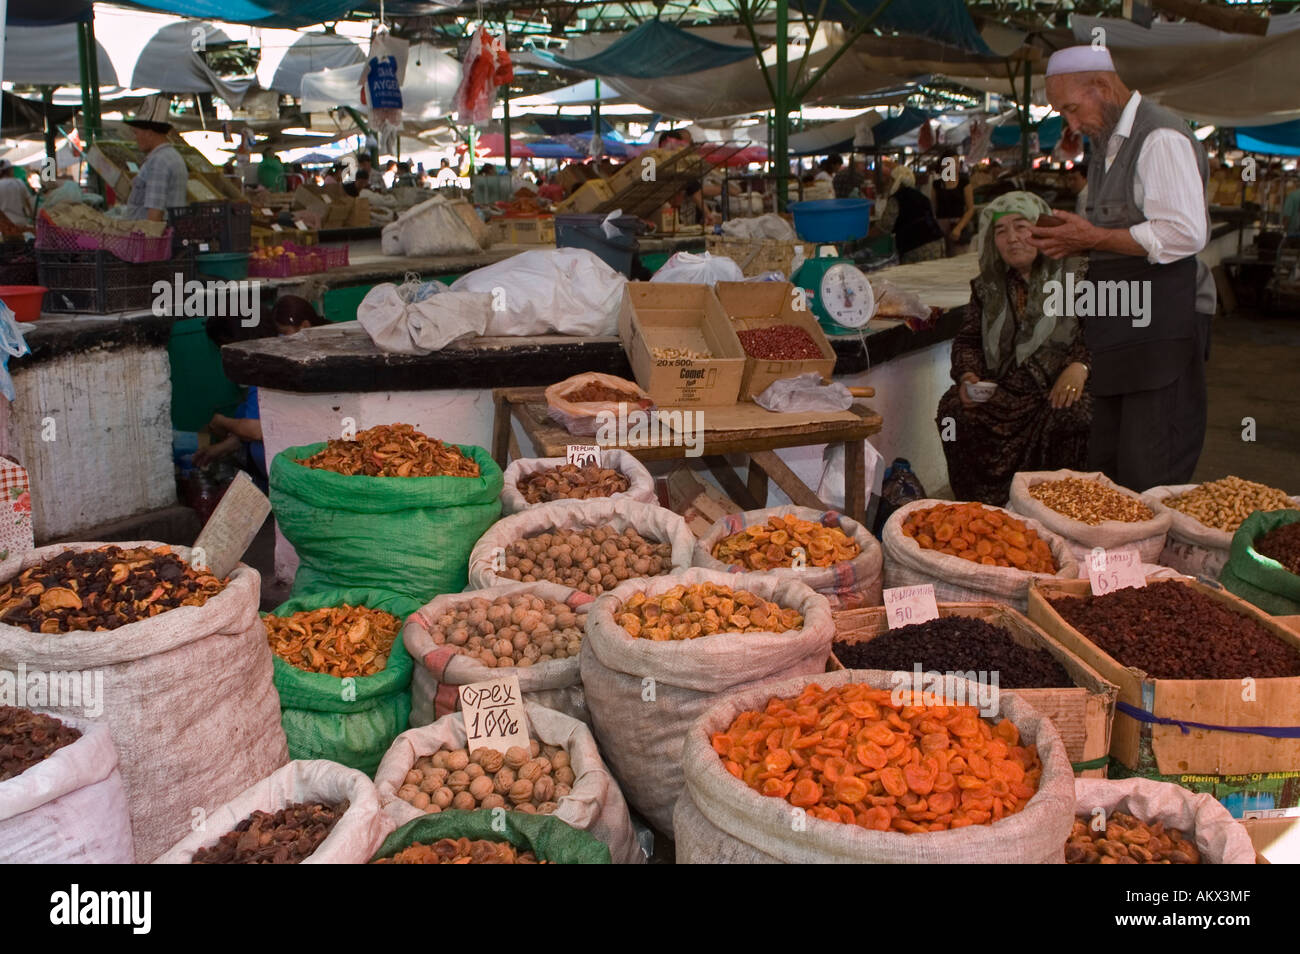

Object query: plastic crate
[0,240,38,286]
[167,200,252,253]
[38,248,195,314]
[247,242,348,278]
[35,215,175,264]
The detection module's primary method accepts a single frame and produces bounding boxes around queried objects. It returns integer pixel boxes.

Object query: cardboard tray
[1027,577,1300,775]
[830,602,1119,776]
[714,281,837,401]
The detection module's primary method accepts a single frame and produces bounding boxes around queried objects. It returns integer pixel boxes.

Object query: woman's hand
[958,372,979,407]
[1050,362,1089,409]
[949,226,963,241]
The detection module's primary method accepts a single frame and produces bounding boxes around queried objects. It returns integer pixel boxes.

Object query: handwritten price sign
[566,444,602,468]
[1088,547,1147,596]
[459,675,531,755]
[883,584,940,629]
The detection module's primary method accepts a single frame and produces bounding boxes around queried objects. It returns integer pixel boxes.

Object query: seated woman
[935,191,1091,505]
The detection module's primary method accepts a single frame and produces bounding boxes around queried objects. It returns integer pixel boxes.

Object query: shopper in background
[815,154,843,188]
[936,191,1091,505]
[833,156,869,198]
[932,147,975,256]
[878,165,946,263]
[434,157,458,186]
[257,149,286,191]
[117,95,188,222]
[0,160,34,228]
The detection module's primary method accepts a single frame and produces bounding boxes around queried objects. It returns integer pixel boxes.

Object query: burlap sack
[1072,777,1255,864]
[404,581,592,726]
[1008,470,1171,564]
[501,452,656,515]
[0,716,134,863]
[154,760,393,864]
[0,541,288,861]
[467,498,696,594]
[693,505,883,609]
[882,500,1080,612]
[673,669,1075,864]
[1142,485,1300,579]
[373,702,642,864]
[580,567,833,835]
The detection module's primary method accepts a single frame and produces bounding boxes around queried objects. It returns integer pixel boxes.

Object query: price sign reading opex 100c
[566,444,602,468]
[460,675,531,755]
[1088,547,1147,596]
[883,584,940,629]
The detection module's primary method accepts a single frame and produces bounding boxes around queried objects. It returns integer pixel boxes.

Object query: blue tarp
[530,20,755,79]
[1235,120,1300,157]
[991,115,1063,151]
[793,0,994,56]
[529,135,631,159]
[872,107,934,145]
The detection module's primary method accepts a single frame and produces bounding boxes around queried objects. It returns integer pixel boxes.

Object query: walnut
[508,779,535,804]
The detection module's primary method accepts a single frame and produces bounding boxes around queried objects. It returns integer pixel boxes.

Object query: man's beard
[1092,100,1124,143]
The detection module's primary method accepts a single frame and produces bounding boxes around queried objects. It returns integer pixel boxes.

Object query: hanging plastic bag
[453,28,512,125]
[361,28,408,139]
[0,302,30,402]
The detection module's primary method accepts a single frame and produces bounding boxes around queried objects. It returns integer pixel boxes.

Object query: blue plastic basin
[788,198,874,242]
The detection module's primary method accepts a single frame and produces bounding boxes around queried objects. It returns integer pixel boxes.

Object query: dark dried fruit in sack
[736,325,822,360]
[518,463,630,503]
[833,617,1073,690]
[902,502,1056,573]
[617,582,802,640]
[713,513,860,570]
[190,801,347,864]
[426,593,582,668]
[0,545,226,633]
[1065,812,1201,864]
[264,604,401,677]
[373,838,547,864]
[1047,579,1300,679]
[0,706,82,781]
[1254,521,1300,576]
[298,423,479,478]
[1028,478,1154,525]
[496,525,673,596]
[395,743,569,815]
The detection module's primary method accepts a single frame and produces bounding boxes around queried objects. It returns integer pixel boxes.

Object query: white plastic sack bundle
[693,505,883,609]
[0,716,133,863]
[357,282,490,354]
[882,500,1080,612]
[154,760,393,864]
[650,251,744,285]
[451,247,627,337]
[580,567,834,835]
[404,581,592,727]
[720,213,797,242]
[1008,470,1172,564]
[1141,484,1300,579]
[468,498,697,594]
[673,669,1076,864]
[0,541,289,862]
[373,702,642,864]
[501,452,656,515]
[382,196,481,257]
[1071,777,1255,864]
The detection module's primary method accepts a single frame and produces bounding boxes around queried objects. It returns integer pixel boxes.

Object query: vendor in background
[932,147,975,256]
[118,95,188,222]
[815,154,843,188]
[258,149,286,191]
[936,192,1091,505]
[878,165,946,263]
[0,160,34,228]
[434,157,458,187]
[834,156,869,198]
[1065,164,1089,216]
[393,161,418,187]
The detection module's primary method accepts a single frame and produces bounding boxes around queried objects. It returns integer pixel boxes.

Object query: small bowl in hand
[964,381,999,403]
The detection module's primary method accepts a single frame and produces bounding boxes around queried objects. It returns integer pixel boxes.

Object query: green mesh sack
[370,810,612,864]
[267,588,420,776]
[270,441,503,602]
[1220,510,1300,616]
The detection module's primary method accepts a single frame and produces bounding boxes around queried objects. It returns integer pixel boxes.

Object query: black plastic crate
[0,239,37,285]
[167,200,252,254]
[39,248,195,314]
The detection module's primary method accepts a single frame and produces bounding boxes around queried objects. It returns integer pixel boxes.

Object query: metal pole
[42,87,57,165]
[1020,57,1032,172]
[468,125,478,174]
[76,21,93,147]
[502,17,511,171]
[0,0,8,135]
[86,11,103,142]
[593,77,601,153]
[774,0,789,209]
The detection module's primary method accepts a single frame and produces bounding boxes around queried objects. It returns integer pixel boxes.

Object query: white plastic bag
[720,213,796,241]
[755,372,853,413]
[357,283,490,354]
[451,247,627,337]
[382,196,480,257]
[817,438,886,514]
[870,279,929,321]
[650,251,744,286]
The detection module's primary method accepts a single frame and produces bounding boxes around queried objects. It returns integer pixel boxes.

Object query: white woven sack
[500,452,656,515]
[0,541,288,862]
[1142,485,1300,579]
[673,669,1075,864]
[373,702,642,864]
[154,760,393,864]
[0,715,133,863]
[693,505,883,609]
[384,196,480,257]
[404,581,591,727]
[1072,777,1255,864]
[881,499,1080,612]
[1007,470,1171,564]
[467,498,696,594]
[580,567,833,835]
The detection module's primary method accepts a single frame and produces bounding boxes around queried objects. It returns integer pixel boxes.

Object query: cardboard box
[86,143,138,197]
[1242,815,1300,863]
[557,179,614,214]
[618,282,747,407]
[830,602,1119,776]
[714,281,837,402]
[489,216,555,245]
[1027,577,1300,782]
[556,162,597,193]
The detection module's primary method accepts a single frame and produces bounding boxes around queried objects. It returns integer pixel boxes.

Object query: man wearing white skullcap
[1029,44,1213,492]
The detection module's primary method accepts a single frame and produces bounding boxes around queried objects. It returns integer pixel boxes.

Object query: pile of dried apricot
[902,502,1056,573]
[264,604,401,678]
[712,514,861,570]
[299,424,480,478]
[712,682,1042,833]
[617,582,803,640]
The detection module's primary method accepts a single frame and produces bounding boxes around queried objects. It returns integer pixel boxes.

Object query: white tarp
[255,29,366,97]
[299,43,461,122]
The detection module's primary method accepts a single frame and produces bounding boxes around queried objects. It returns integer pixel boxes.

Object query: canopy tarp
[795,0,993,56]
[7,0,91,25]
[531,20,755,79]
[299,44,461,122]
[127,0,359,28]
[1236,120,1300,157]
[255,30,367,97]
[991,114,1061,151]
[788,110,882,156]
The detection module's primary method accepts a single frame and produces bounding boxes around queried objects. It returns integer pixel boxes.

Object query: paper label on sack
[191,471,271,579]
[1088,547,1146,595]
[884,584,939,629]
[460,676,531,755]
[566,444,601,468]
[0,459,33,562]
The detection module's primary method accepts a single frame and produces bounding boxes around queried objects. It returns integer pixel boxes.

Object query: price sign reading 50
[459,675,532,755]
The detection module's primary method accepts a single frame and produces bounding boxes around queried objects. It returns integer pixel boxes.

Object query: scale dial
[819,263,875,328]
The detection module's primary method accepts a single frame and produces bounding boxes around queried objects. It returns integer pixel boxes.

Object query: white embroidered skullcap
[1045,45,1116,76]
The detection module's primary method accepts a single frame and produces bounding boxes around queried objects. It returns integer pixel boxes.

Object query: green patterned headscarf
[974,191,1080,372]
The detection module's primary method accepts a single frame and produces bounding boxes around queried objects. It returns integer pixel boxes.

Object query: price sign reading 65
[459,675,532,755]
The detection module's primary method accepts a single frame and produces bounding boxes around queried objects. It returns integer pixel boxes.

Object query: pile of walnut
[617,581,803,641]
[395,742,575,815]
[374,837,546,864]
[517,463,630,504]
[494,526,674,596]
[1065,812,1201,864]
[426,593,582,668]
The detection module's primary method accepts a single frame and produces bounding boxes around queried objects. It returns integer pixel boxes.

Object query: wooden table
[492,387,884,525]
